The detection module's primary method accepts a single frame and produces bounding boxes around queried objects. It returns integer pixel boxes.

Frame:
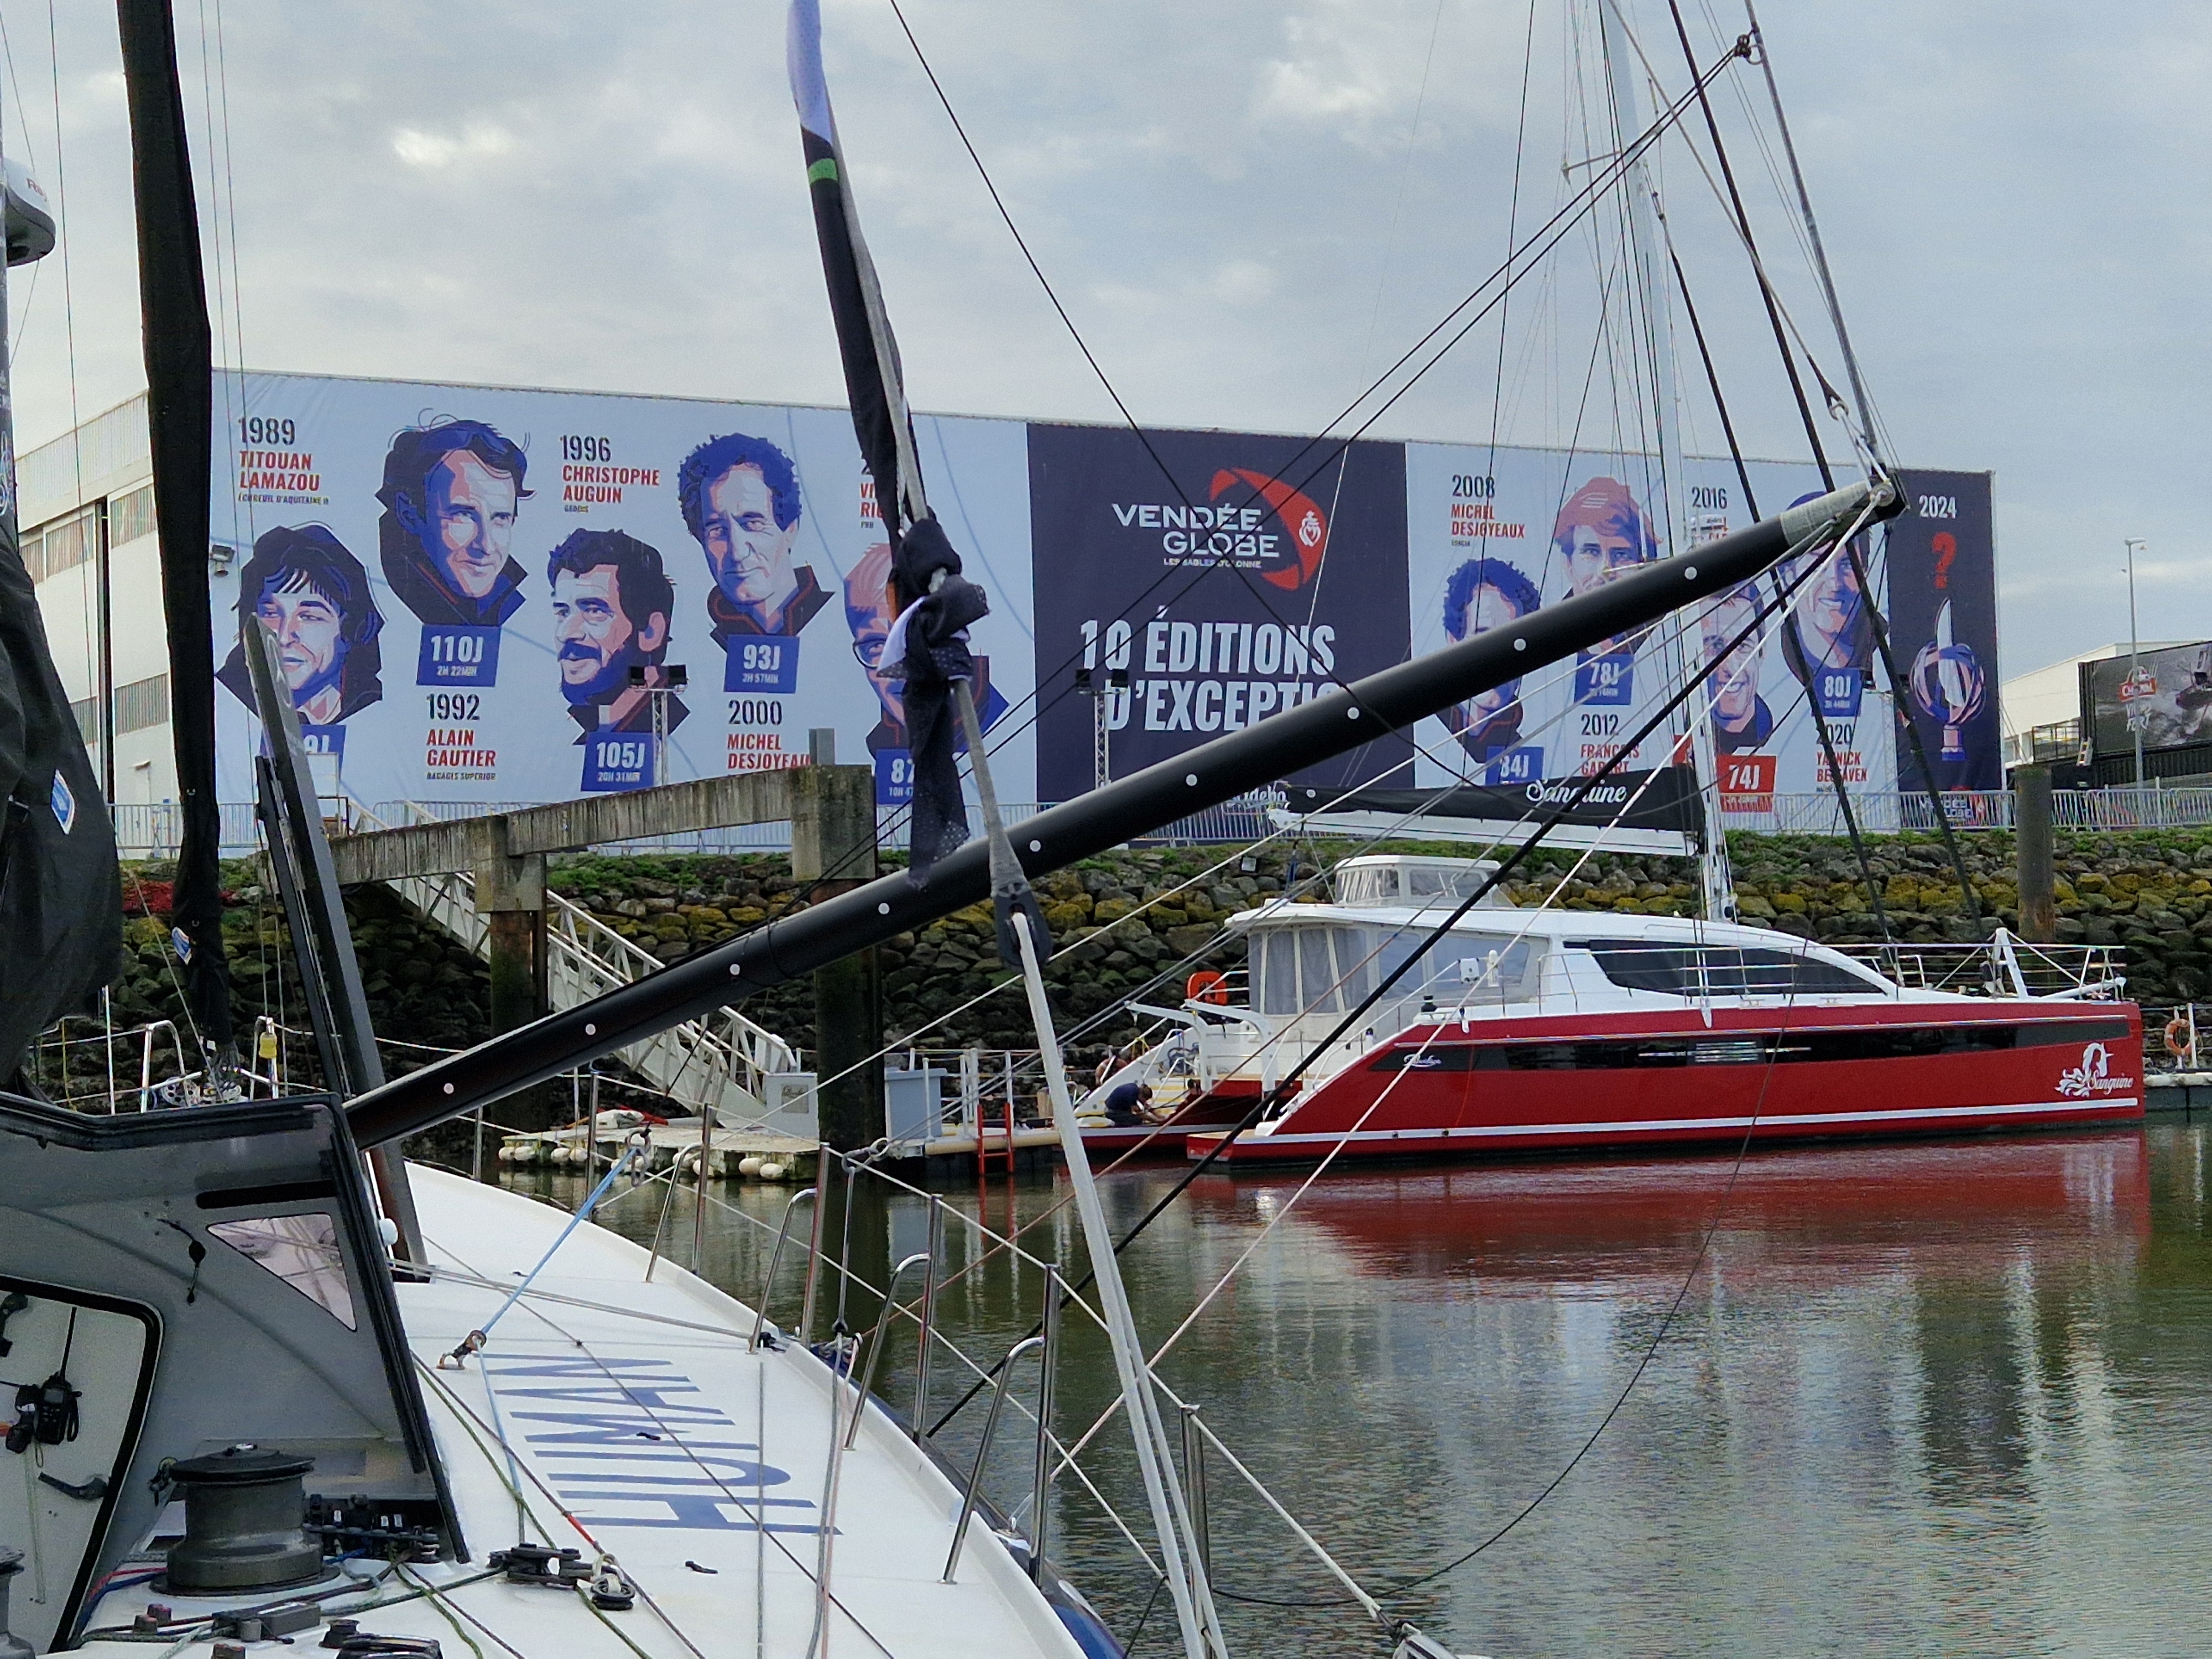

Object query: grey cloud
[3,0,2196,682]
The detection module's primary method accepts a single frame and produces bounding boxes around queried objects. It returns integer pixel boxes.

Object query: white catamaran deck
[69,1167,1084,1659]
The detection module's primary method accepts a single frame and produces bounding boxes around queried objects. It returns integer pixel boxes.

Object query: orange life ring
[2165,1016,2195,1063]
[1186,970,1229,1006]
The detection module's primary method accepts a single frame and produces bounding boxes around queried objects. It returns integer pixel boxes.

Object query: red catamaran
[1075,854,2143,1164]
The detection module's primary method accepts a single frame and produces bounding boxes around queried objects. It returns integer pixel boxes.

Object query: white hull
[67,1168,1088,1658]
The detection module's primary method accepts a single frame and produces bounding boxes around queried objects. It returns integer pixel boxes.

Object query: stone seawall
[75,828,2211,1108]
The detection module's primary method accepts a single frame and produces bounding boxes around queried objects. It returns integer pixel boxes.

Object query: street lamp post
[632,662,688,789]
[2124,539,2147,787]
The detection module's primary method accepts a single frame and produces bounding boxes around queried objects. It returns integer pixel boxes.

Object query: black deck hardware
[486,1543,594,1592]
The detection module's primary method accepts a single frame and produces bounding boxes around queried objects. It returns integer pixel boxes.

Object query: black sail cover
[0,479,121,1079]
[787,0,989,875]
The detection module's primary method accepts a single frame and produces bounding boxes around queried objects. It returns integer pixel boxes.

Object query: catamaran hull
[1078,1118,1246,1156]
[1186,1002,2146,1164]
[1076,1082,1261,1155]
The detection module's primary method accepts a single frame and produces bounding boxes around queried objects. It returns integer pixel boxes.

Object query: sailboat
[3,6,1896,1659]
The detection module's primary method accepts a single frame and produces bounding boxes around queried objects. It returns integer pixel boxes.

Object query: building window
[108,483,156,547]
[25,503,97,583]
[70,673,170,745]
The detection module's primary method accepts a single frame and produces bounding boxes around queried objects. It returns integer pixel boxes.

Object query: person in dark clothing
[1102,1081,1155,1127]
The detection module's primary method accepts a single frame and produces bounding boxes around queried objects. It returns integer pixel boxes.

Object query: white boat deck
[67,1167,1084,1658]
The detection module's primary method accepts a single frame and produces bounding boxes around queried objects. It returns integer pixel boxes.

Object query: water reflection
[540,1123,2212,1657]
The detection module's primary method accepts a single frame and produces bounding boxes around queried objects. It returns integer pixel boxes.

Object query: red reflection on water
[1189,1129,2151,1286]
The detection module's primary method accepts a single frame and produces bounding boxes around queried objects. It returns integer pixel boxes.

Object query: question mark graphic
[1932,531,1957,589]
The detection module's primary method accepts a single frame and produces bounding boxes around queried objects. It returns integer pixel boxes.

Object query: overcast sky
[4,0,2200,682]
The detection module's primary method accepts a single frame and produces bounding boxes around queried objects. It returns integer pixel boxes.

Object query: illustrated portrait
[547,528,687,736]
[1438,556,1542,762]
[218,525,385,725]
[678,431,828,644]
[843,540,1000,753]
[844,541,906,752]
[1701,583,1773,754]
[1555,476,1657,599]
[1776,494,1875,692]
[1554,474,1658,661]
[377,418,532,627]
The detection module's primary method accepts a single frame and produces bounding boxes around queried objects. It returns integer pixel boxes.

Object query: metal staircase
[358,808,799,1127]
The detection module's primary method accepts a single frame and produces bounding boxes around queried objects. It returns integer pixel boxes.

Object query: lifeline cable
[926,499,1875,1436]
[1040,558,1835,1487]
[867,3,1756,820]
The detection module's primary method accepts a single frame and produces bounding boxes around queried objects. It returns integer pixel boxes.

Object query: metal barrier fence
[112,801,263,859]
[112,785,2212,863]
[1733,788,2212,836]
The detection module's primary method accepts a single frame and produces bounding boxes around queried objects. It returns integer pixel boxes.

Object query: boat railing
[589,1139,1389,1629]
[1833,931,2127,1000]
[2139,1004,2208,1073]
[26,1012,305,1110]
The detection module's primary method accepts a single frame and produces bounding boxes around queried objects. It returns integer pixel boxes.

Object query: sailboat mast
[1597,0,1734,920]
[116,0,234,1079]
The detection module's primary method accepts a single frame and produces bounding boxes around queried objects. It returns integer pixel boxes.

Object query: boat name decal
[2057,1041,2133,1098]
[487,1354,827,1534]
[1521,778,1637,807]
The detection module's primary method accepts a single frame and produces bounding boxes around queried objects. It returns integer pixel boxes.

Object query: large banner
[1026,425,1410,804]
[2084,639,2212,759]
[208,374,1999,815]
[1884,469,2000,792]
[210,373,1035,812]
[1401,444,1927,819]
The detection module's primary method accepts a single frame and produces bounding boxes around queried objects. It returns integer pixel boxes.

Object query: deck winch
[165,1445,325,1593]
[0,1545,30,1659]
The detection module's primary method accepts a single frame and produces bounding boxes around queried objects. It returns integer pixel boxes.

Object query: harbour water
[513,1121,2212,1657]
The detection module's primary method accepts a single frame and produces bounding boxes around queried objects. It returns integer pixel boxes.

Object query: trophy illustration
[1908,601,1985,763]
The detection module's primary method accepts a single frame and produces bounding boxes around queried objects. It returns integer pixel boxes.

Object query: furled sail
[117,0,233,1073]
[787,0,989,873]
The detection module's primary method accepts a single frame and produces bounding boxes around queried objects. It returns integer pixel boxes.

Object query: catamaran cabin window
[1334,863,1498,906]
[1377,932,1536,1004]
[1577,942,1876,998]
[1333,865,1397,905]
[1259,925,1379,1015]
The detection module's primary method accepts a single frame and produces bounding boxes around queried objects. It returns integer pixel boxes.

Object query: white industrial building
[1998,640,2189,769]
[19,392,172,806]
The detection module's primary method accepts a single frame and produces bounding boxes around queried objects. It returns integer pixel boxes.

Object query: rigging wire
[1634,1,1981,927]
[1379,976,1797,1595]
[823,30,1740,885]
[1291,0,1450,646]
[1481,0,1540,479]
[0,13,44,369]
[1032,530,1869,1640]
[1665,241,1890,939]
[925,512,1863,1439]
[864,3,1754,826]
[1048,509,1860,1483]
[39,2,99,791]
[1140,505,1886,1620]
